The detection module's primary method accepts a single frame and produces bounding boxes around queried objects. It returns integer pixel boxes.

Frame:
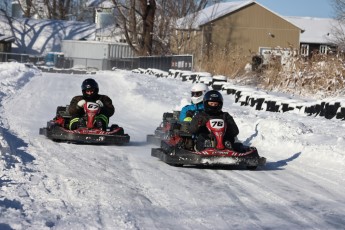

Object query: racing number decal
[210,119,224,128]
[87,103,99,110]
[88,104,99,109]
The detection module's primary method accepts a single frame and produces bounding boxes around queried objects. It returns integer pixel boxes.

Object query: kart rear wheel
[246,166,257,170]
[168,163,183,167]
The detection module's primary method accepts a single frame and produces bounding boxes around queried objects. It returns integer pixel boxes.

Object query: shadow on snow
[264,152,302,170]
[1,127,35,170]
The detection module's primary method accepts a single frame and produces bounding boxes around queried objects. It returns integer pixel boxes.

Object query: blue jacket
[179,103,204,122]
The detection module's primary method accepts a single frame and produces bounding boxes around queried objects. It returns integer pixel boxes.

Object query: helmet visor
[207,101,219,107]
[191,91,203,97]
[85,88,95,94]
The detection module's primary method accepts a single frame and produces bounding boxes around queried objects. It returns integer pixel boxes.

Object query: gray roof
[176,0,252,29]
[176,0,339,46]
[284,16,337,44]
[176,0,301,30]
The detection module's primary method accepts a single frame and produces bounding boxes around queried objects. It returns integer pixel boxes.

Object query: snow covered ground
[0,62,345,230]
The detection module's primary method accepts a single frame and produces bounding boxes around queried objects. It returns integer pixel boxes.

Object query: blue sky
[249,0,334,18]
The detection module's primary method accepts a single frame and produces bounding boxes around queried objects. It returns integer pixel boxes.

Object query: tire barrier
[132,68,345,121]
[223,83,345,120]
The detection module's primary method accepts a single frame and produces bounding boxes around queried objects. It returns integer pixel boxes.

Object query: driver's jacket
[188,110,239,144]
[68,94,115,118]
[179,102,204,122]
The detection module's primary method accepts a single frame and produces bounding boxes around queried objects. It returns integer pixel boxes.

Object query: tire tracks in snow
[208,166,345,229]
[22,138,142,229]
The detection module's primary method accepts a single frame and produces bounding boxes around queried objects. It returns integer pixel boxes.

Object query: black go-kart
[151,117,266,169]
[39,102,130,145]
[146,111,181,146]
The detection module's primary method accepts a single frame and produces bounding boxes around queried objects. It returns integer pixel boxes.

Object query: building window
[300,44,309,56]
[319,45,328,54]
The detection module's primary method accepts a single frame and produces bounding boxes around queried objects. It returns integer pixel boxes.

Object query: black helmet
[81,78,99,99]
[203,90,223,114]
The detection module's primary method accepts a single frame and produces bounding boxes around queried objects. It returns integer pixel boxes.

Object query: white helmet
[191,83,209,104]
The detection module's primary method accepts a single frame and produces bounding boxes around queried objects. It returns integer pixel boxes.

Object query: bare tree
[331,0,345,51]
[15,0,88,20]
[112,0,156,56]
[42,0,72,20]
[69,0,94,22]
[14,0,224,56]
[154,0,209,55]
[111,0,221,56]
[333,0,345,21]
[22,0,33,17]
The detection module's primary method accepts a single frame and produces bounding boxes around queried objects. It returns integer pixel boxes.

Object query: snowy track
[1,65,345,229]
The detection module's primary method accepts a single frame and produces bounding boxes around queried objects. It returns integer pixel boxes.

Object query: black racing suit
[68,94,115,130]
[189,110,239,151]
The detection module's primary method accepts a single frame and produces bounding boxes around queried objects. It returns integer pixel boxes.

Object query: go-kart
[146,111,180,145]
[151,117,266,169]
[39,101,130,145]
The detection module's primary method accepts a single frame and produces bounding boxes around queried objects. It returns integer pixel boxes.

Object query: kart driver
[189,90,239,151]
[179,83,209,122]
[68,78,115,130]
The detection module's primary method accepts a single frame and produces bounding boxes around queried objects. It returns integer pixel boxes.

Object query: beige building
[173,0,302,70]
